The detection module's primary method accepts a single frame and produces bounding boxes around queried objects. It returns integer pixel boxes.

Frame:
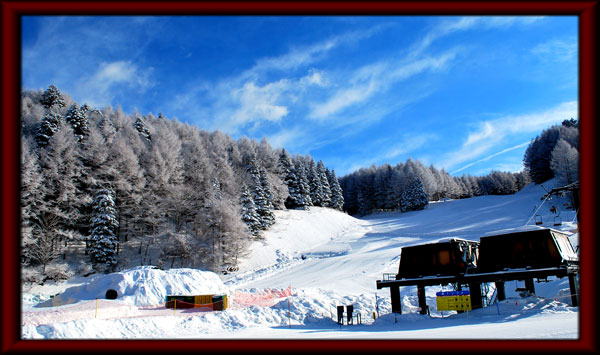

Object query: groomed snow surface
[22,181,579,339]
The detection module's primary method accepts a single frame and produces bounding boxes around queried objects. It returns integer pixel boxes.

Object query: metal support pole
[525,278,536,295]
[568,274,579,307]
[496,281,506,301]
[468,282,483,310]
[390,286,402,314]
[417,284,427,315]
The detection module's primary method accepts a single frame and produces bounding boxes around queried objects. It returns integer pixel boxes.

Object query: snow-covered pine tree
[134,116,152,141]
[35,112,62,147]
[40,85,66,110]
[258,168,276,227]
[279,150,302,209]
[240,184,262,237]
[88,188,119,272]
[307,159,325,206]
[247,160,275,230]
[317,161,332,208]
[64,104,90,141]
[294,159,313,209]
[278,149,294,182]
[326,168,344,211]
[400,177,428,212]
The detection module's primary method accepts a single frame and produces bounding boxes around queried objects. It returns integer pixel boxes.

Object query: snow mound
[38,266,228,307]
[237,207,365,273]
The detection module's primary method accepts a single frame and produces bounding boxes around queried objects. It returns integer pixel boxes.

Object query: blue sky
[22,16,578,177]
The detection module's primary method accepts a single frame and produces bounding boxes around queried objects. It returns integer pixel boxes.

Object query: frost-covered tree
[240,184,261,237]
[246,160,275,229]
[326,168,344,210]
[279,150,303,209]
[317,161,332,207]
[134,116,152,141]
[308,159,325,206]
[258,168,276,227]
[64,104,89,141]
[294,159,313,209]
[40,85,66,110]
[35,112,62,147]
[550,139,579,185]
[400,177,428,212]
[88,189,119,272]
[524,124,579,184]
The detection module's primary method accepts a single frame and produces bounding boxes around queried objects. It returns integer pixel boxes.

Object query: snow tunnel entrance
[105,289,118,300]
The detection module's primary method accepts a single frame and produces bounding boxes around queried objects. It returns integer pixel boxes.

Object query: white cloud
[264,127,306,149]
[412,16,545,57]
[532,38,577,62]
[309,50,458,120]
[76,61,153,107]
[249,24,388,75]
[23,17,161,107]
[450,141,530,174]
[441,101,578,171]
[169,26,388,134]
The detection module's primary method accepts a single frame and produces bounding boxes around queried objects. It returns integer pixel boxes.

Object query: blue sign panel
[435,290,470,296]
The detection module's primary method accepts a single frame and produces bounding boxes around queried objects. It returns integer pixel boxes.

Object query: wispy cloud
[248,24,390,76]
[412,16,545,57]
[23,17,159,107]
[450,141,530,174]
[440,101,578,171]
[75,61,153,106]
[531,38,577,62]
[308,50,458,120]
[168,25,389,135]
[264,126,307,149]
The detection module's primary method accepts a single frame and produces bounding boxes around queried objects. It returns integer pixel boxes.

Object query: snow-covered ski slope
[22,181,579,339]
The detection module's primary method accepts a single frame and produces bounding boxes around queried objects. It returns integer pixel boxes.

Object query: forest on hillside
[20,86,344,282]
[20,86,579,283]
[339,119,579,216]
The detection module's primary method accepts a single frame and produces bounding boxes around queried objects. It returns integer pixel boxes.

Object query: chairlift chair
[534,214,543,225]
[553,216,562,226]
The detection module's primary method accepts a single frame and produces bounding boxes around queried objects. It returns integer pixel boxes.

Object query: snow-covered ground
[22,181,579,339]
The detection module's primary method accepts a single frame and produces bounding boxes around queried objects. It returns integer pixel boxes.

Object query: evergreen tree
[400,177,428,212]
[247,161,275,229]
[294,159,313,209]
[40,85,66,110]
[134,116,152,141]
[562,118,578,128]
[279,150,303,209]
[35,112,62,147]
[258,168,276,226]
[307,159,325,206]
[240,184,261,237]
[317,161,332,208]
[88,188,119,272]
[64,104,89,141]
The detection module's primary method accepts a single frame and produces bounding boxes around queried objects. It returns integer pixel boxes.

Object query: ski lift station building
[376,228,579,314]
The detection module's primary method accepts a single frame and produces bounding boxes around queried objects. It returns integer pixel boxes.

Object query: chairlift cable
[524,193,551,227]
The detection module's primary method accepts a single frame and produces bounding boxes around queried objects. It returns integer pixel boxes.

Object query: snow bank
[37,266,228,307]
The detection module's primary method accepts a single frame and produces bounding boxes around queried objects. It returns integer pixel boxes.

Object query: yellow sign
[436,291,472,311]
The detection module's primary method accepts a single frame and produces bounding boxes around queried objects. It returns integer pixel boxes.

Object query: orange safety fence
[230,286,294,308]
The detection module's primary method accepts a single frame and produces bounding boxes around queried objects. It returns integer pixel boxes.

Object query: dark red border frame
[1,1,596,353]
